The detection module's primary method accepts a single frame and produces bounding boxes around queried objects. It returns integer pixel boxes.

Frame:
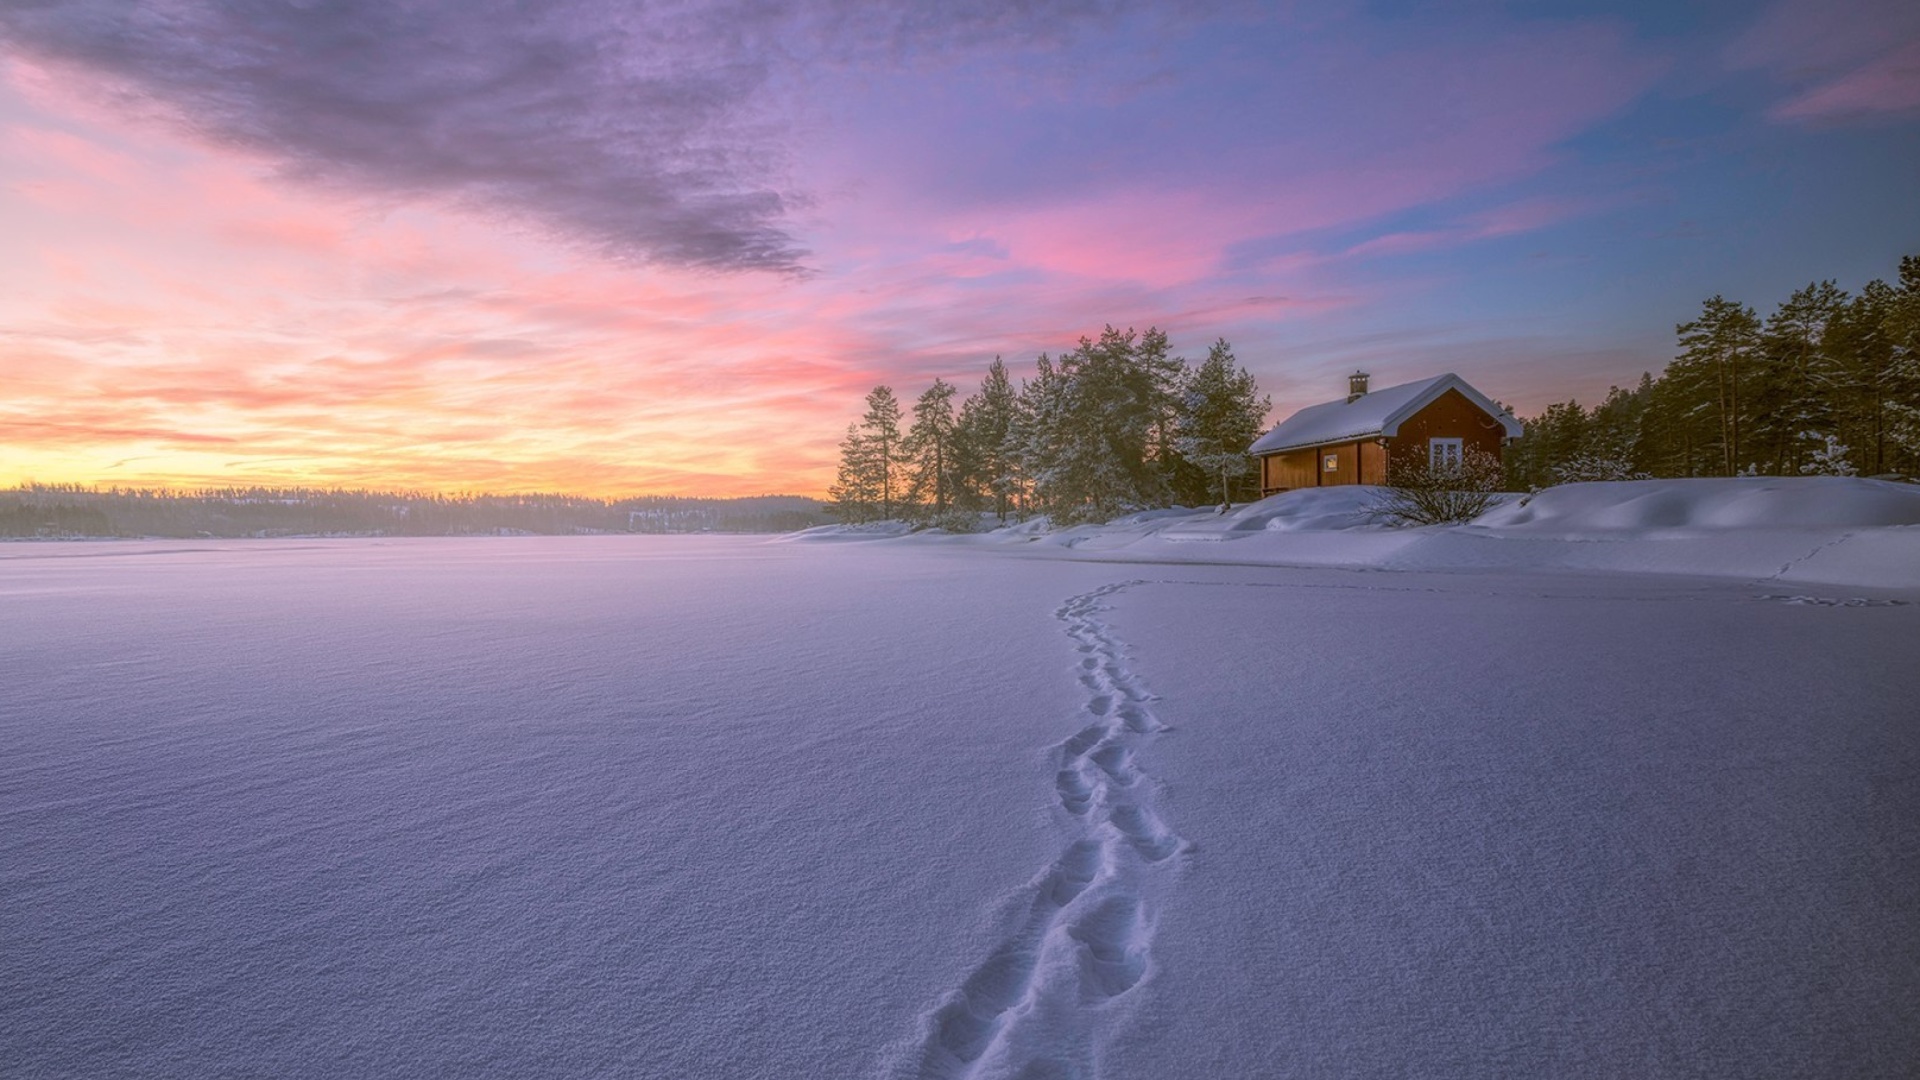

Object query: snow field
[4,534,1916,1079]
[1093,571,1920,1079]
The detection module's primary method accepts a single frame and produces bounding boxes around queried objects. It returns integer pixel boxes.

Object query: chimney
[1347,370,1370,403]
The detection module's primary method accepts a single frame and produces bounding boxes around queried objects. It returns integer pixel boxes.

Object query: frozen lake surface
[3,536,1917,1078]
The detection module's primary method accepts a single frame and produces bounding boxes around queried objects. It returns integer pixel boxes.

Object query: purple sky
[2,0,1916,494]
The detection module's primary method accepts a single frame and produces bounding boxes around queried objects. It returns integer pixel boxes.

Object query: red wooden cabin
[1249,372,1523,496]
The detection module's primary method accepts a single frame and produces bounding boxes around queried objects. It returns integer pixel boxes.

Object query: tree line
[1507,254,1920,489]
[0,486,831,539]
[829,327,1270,527]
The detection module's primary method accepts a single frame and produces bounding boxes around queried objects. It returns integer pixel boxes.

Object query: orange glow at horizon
[0,63,1324,500]
[0,68,909,498]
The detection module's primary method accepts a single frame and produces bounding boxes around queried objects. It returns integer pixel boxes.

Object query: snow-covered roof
[1248,373,1523,456]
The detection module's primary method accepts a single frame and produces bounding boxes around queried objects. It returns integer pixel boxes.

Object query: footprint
[1089,743,1137,785]
[1108,804,1182,863]
[1061,723,1106,759]
[1055,767,1096,815]
[1068,896,1148,997]
[1085,694,1113,717]
[1042,840,1102,907]
[1116,704,1161,733]
[930,942,1041,1063]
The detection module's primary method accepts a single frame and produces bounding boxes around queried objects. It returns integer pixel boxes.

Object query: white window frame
[1429,437,1463,469]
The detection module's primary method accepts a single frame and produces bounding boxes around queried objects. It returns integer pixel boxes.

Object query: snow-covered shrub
[1550,454,1650,484]
[1373,447,1506,525]
[915,508,984,534]
[1797,432,1858,477]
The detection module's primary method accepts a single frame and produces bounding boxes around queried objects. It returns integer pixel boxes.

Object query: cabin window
[1322,453,1339,472]
[1429,438,1463,469]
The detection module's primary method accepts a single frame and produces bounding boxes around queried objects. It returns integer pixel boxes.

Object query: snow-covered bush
[1550,454,1650,484]
[1372,447,1506,525]
[1797,432,1858,476]
[915,509,984,534]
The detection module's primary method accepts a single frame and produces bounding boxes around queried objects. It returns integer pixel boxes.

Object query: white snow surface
[2,526,1916,1078]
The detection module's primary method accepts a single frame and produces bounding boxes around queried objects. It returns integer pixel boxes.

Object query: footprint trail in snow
[903,581,1187,1080]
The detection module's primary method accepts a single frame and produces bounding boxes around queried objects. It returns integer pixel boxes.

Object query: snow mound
[777,521,915,542]
[1229,486,1398,532]
[1156,487,1391,541]
[1474,477,1920,532]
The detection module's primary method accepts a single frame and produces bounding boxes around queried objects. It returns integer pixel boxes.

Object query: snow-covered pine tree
[827,423,879,522]
[1550,454,1649,483]
[955,358,1021,521]
[1797,432,1858,476]
[1027,327,1187,524]
[1879,256,1920,476]
[1825,280,1899,476]
[1015,353,1082,521]
[903,378,962,523]
[1673,295,1761,475]
[849,385,906,520]
[1751,281,1848,473]
[1170,338,1270,508]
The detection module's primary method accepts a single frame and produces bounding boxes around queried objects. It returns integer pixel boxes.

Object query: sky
[1,0,1917,497]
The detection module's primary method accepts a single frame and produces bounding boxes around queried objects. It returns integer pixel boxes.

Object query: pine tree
[1751,280,1848,473]
[865,385,907,518]
[1036,327,1189,522]
[1673,295,1761,475]
[828,385,907,521]
[1796,432,1857,476]
[955,358,1022,521]
[1827,280,1898,475]
[1882,258,1920,476]
[1018,352,1108,523]
[826,422,878,522]
[1170,338,1270,507]
[903,378,961,522]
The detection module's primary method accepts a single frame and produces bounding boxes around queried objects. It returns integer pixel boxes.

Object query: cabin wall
[1261,449,1318,494]
[1359,440,1388,484]
[1386,388,1509,471]
[1317,442,1358,485]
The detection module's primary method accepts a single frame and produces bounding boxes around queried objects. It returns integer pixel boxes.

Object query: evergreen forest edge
[830,254,1920,527]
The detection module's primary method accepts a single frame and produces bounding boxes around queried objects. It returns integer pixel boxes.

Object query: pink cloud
[1728,0,1920,122]
[1769,40,1920,121]
[1343,195,1616,259]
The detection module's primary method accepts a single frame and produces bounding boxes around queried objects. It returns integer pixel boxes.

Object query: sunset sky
[2,0,1917,497]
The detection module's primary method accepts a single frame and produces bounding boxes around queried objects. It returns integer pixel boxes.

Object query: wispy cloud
[1342,196,1617,260]
[1728,0,1920,122]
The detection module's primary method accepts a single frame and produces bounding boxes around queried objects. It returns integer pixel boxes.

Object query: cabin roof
[1248,373,1523,456]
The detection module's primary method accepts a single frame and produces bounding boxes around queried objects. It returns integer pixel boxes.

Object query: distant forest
[1506,254,1920,488]
[0,487,831,539]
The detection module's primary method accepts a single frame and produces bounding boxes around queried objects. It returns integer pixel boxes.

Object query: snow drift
[1474,476,1920,532]
[806,478,1920,591]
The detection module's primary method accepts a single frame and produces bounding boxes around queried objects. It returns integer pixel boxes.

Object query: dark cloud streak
[0,0,1178,273]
